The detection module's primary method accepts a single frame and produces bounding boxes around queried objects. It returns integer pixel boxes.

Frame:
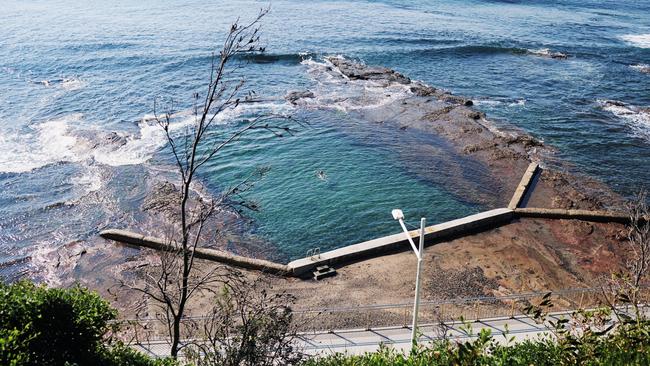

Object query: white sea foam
[599,100,650,141]
[527,48,568,59]
[474,98,526,107]
[60,77,85,90]
[300,57,412,112]
[71,165,104,194]
[0,114,82,173]
[90,119,172,166]
[0,101,290,174]
[620,34,650,48]
[29,243,62,286]
[31,77,86,90]
[631,64,650,74]
[473,100,502,106]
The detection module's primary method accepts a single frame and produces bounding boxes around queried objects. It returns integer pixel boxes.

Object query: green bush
[0,281,174,366]
[0,327,32,366]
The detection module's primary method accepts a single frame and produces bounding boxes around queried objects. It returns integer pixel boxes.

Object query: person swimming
[316,170,328,181]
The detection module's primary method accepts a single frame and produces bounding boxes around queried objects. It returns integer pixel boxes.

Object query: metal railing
[290,287,619,332]
[112,286,649,345]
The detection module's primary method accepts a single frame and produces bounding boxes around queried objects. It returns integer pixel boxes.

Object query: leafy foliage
[303,323,650,366]
[304,300,650,366]
[0,281,175,366]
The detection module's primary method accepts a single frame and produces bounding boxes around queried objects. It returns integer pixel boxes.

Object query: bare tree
[605,190,650,325]
[589,189,650,331]
[185,276,303,366]
[624,190,650,290]
[124,7,300,358]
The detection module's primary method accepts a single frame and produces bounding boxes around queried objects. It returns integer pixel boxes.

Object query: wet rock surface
[142,181,181,218]
[312,57,620,210]
[328,56,411,84]
[104,131,128,147]
[285,90,315,104]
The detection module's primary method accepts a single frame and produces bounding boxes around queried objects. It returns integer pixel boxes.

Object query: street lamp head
[391,209,404,221]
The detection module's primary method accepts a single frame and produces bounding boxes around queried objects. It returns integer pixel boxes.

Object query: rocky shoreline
[263,57,630,315]
[290,56,622,211]
[101,57,632,322]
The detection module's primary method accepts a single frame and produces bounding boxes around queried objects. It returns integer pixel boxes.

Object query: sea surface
[1,0,649,282]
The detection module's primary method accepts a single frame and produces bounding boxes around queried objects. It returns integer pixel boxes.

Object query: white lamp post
[391,209,426,345]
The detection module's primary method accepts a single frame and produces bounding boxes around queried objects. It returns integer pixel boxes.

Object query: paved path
[133,311,576,358]
[297,313,557,355]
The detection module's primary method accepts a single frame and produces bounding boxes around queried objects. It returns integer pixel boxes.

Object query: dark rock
[327,57,411,84]
[504,134,544,148]
[440,94,473,106]
[143,181,181,217]
[529,49,569,60]
[550,52,569,59]
[105,132,128,147]
[426,266,499,300]
[467,111,484,120]
[410,83,437,97]
[285,90,315,104]
[603,100,626,107]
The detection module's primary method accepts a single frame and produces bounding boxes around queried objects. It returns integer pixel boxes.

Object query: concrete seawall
[101,209,515,276]
[287,208,515,276]
[508,163,539,209]
[514,208,630,223]
[99,229,291,275]
[101,204,638,277]
[100,159,636,278]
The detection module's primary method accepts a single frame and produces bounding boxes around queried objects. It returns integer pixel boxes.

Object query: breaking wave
[526,48,568,59]
[240,52,315,64]
[409,45,568,59]
[631,64,650,74]
[0,114,83,173]
[599,100,650,141]
[0,101,291,174]
[31,77,86,90]
[620,34,650,48]
[474,98,526,107]
[413,45,529,57]
[299,57,412,112]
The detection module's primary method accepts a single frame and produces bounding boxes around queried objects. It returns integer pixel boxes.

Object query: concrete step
[313,265,337,281]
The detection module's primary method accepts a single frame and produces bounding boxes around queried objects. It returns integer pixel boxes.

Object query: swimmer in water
[316,170,328,181]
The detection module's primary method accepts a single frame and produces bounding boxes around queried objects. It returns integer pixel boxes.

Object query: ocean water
[1,0,649,281]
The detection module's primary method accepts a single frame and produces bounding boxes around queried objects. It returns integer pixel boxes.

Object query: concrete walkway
[297,313,558,355]
[132,310,591,358]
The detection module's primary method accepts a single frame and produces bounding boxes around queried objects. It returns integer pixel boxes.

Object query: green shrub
[0,327,32,366]
[0,281,174,366]
[96,342,178,366]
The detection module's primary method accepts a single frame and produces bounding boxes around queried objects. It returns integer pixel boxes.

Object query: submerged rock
[285,90,315,104]
[105,131,128,147]
[631,64,650,74]
[143,181,181,218]
[528,48,569,59]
